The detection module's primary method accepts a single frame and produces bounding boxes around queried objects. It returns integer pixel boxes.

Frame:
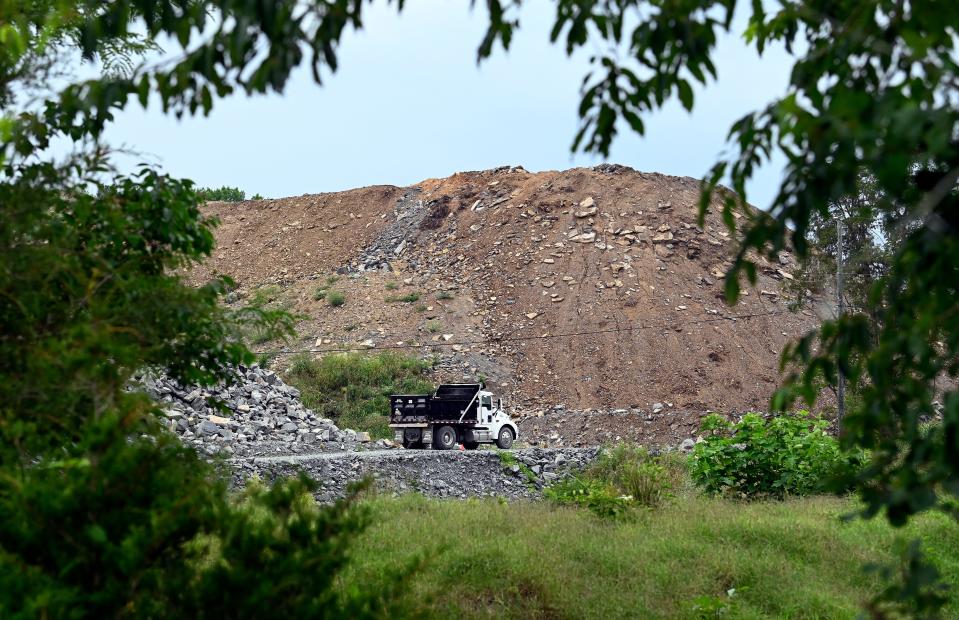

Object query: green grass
[496,450,538,486]
[284,352,433,438]
[386,292,421,303]
[425,320,442,333]
[386,281,399,291]
[436,290,454,300]
[327,290,346,307]
[312,288,327,301]
[341,494,959,619]
[248,284,281,306]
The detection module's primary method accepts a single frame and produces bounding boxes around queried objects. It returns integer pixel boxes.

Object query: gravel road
[231,446,599,502]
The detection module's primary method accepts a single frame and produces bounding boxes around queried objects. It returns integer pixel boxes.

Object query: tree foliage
[196,185,247,202]
[484,0,959,530]
[2,0,958,615]
[0,2,374,617]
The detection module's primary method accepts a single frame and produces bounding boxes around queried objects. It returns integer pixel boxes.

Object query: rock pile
[142,365,374,458]
[189,165,823,420]
[142,366,605,503]
[349,188,427,272]
[233,447,599,502]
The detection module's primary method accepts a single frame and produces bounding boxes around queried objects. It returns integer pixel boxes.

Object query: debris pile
[142,365,378,458]
[235,447,599,502]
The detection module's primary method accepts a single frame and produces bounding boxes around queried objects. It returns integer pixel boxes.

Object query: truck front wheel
[496,427,515,449]
[434,425,457,450]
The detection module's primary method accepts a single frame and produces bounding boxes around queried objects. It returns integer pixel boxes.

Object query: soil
[189,164,830,444]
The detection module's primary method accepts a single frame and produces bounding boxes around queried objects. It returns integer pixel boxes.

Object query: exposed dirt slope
[191,165,822,429]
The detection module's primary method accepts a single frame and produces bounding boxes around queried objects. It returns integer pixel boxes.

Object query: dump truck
[389,383,518,450]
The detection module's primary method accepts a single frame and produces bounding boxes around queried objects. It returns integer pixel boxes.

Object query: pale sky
[105,2,794,208]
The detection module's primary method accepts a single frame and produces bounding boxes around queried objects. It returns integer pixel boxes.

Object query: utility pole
[836,217,846,424]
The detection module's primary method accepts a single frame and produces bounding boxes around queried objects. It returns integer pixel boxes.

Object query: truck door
[481,394,493,423]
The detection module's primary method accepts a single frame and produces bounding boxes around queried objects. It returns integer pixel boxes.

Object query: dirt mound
[191,165,823,424]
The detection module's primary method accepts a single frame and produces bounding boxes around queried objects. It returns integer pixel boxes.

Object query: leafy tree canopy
[1,0,957,615]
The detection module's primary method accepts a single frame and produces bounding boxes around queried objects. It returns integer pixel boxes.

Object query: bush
[386,292,420,303]
[327,291,346,307]
[195,185,246,202]
[545,443,677,518]
[591,444,677,508]
[436,291,453,300]
[313,288,327,301]
[425,320,442,333]
[689,412,863,498]
[284,353,434,438]
[0,419,382,618]
[385,281,398,291]
[544,477,635,520]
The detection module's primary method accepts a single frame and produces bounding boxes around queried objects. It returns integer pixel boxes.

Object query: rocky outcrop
[142,365,370,458]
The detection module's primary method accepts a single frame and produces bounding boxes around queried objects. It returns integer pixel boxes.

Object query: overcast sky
[105,2,794,208]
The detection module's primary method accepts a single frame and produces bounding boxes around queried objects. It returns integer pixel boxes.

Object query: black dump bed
[389,383,482,423]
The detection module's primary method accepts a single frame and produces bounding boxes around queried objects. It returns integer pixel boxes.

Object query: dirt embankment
[190,165,825,444]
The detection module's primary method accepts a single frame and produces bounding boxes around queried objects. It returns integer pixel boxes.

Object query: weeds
[327,291,346,307]
[385,281,399,291]
[436,290,454,300]
[425,320,442,333]
[386,292,420,303]
[284,352,434,438]
[313,276,341,302]
[497,451,537,487]
[544,443,677,519]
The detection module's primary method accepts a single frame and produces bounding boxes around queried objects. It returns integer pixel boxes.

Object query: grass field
[341,493,959,619]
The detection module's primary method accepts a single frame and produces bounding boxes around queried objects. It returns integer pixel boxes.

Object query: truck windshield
[481,396,492,408]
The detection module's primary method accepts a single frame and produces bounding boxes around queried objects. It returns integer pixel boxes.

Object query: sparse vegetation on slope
[285,353,434,438]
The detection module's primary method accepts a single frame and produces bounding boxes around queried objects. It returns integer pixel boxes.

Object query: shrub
[590,444,677,508]
[385,281,399,291]
[689,412,863,498]
[545,443,676,519]
[195,185,246,202]
[327,291,346,307]
[0,421,380,617]
[284,353,434,438]
[425,320,442,333]
[544,477,635,520]
[436,290,454,300]
[386,292,420,303]
[313,288,327,301]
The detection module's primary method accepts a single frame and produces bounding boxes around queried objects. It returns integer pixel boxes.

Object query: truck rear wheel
[496,427,514,450]
[434,425,457,450]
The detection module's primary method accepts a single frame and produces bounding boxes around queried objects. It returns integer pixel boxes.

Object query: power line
[259,308,794,356]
